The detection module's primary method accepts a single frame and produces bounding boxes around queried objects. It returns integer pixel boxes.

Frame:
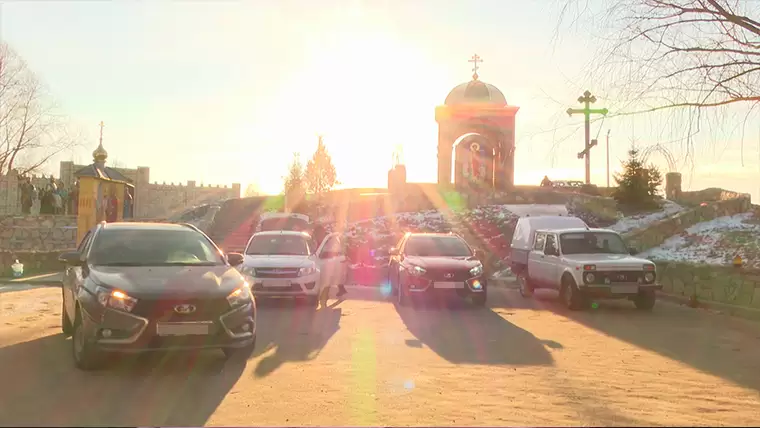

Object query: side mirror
[59,251,83,266]
[389,247,399,256]
[227,252,245,266]
[628,247,638,256]
[473,249,485,260]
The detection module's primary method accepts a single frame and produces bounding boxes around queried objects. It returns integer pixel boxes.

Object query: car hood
[563,253,652,268]
[242,255,313,269]
[404,256,481,270]
[88,265,245,297]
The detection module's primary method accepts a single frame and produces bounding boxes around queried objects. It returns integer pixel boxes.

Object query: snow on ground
[641,212,760,267]
[609,200,685,234]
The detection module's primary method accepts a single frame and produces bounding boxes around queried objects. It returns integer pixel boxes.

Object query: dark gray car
[59,221,256,370]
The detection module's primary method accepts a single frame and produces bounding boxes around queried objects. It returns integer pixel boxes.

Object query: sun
[249,23,450,194]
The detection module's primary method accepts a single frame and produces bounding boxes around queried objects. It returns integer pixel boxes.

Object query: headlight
[644,272,655,283]
[299,264,317,276]
[96,287,137,313]
[408,265,426,276]
[227,284,252,307]
[239,266,255,276]
[470,264,483,277]
[584,272,596,283]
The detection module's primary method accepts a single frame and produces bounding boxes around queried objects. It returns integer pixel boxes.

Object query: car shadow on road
[393,295,554,366]
[0,333,245,426]
[251,298,342,378]
[529,289,760,394]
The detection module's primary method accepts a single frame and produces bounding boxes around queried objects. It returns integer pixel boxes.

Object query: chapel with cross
[435,54,520,191]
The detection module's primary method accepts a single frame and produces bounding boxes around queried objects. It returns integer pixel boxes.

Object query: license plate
[611,285,638,294]
[156,323,209,336]
[263,279,291,288]
[434,281,461,289]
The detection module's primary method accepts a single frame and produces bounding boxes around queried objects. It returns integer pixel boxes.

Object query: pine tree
[612,149,664,211]
[304,136,339,196]
[283,153,306,212]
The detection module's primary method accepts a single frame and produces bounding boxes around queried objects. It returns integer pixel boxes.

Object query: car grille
[255,268,300,279]
[131,297,232,322]
[424,268,473,282]
[594,271,643,284]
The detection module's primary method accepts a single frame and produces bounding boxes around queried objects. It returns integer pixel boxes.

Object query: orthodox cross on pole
[99,121,105,144]
[566,90,608,185]
[469,54,482,80]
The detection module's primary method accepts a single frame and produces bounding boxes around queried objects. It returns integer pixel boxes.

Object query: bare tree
[0,43,78,176]
[557,0,760,113]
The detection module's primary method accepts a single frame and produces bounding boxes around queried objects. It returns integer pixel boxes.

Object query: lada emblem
[444,273,454,279]
[174,304,196,314]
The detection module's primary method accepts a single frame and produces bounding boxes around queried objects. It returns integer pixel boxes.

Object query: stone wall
[0,215,77,251]
[657,261,760,309]
[623,196,752,251]
[677,187,749,206]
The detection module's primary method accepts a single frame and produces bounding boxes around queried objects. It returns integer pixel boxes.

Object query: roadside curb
[657,291,760,321]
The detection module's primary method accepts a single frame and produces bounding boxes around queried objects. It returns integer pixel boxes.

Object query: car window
[88,228,225,266]
[545,234,558,255]
[76,231,92,254]
[533,233,546,251]
[259,217,310,232]
[560,232,628,255]
[404,235,472,257]
[320,236,343,257]
[246,234,310,256]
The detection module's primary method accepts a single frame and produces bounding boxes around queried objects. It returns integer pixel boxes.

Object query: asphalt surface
[1,285,759,426]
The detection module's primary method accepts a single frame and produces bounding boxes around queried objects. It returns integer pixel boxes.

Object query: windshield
[246,234,310,256]
[260,217,310,232]
[404,236,473,257]
[88,229,224,266]
[560,232,628,255]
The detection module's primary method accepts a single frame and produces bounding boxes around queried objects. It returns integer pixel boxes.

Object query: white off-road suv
[237,230,348,306]
[518,227,662,311]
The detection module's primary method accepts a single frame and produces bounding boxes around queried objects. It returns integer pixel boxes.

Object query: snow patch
[641,212,760,266]
[609,200,685,234]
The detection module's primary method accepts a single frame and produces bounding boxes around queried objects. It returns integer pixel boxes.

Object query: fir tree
[283,153,306,211]
[612,149,663,211]
[304,136,339,196]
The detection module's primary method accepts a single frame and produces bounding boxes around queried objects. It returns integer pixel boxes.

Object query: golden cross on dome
[469,54,483,80]
[99,121,104,143]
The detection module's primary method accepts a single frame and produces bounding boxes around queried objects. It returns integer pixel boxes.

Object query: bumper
[579,282,662,298]
[405,275,487,296]
[84,302,256,353]
[247,273,321,297]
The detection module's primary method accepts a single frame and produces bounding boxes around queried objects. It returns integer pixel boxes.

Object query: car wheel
[518,274,534,298]
[560,277,587,311]
[634,290,656,311]
[61,291,73,337]
[223,337,256,360]
[471,293,487,307]
[72,311,103,371]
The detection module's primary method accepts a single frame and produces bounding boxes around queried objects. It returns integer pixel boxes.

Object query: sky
[2,0,759,200]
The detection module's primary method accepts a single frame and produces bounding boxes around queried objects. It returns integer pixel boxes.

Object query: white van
[510,215,588,274]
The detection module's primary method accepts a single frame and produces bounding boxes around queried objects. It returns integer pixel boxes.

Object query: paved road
[1,285,759,426]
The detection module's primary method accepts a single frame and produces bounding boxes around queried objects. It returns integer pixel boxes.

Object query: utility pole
[606,129,611,188]
[567,90,609,185]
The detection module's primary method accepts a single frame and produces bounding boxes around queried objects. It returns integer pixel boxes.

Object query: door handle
[540,256,545,259]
